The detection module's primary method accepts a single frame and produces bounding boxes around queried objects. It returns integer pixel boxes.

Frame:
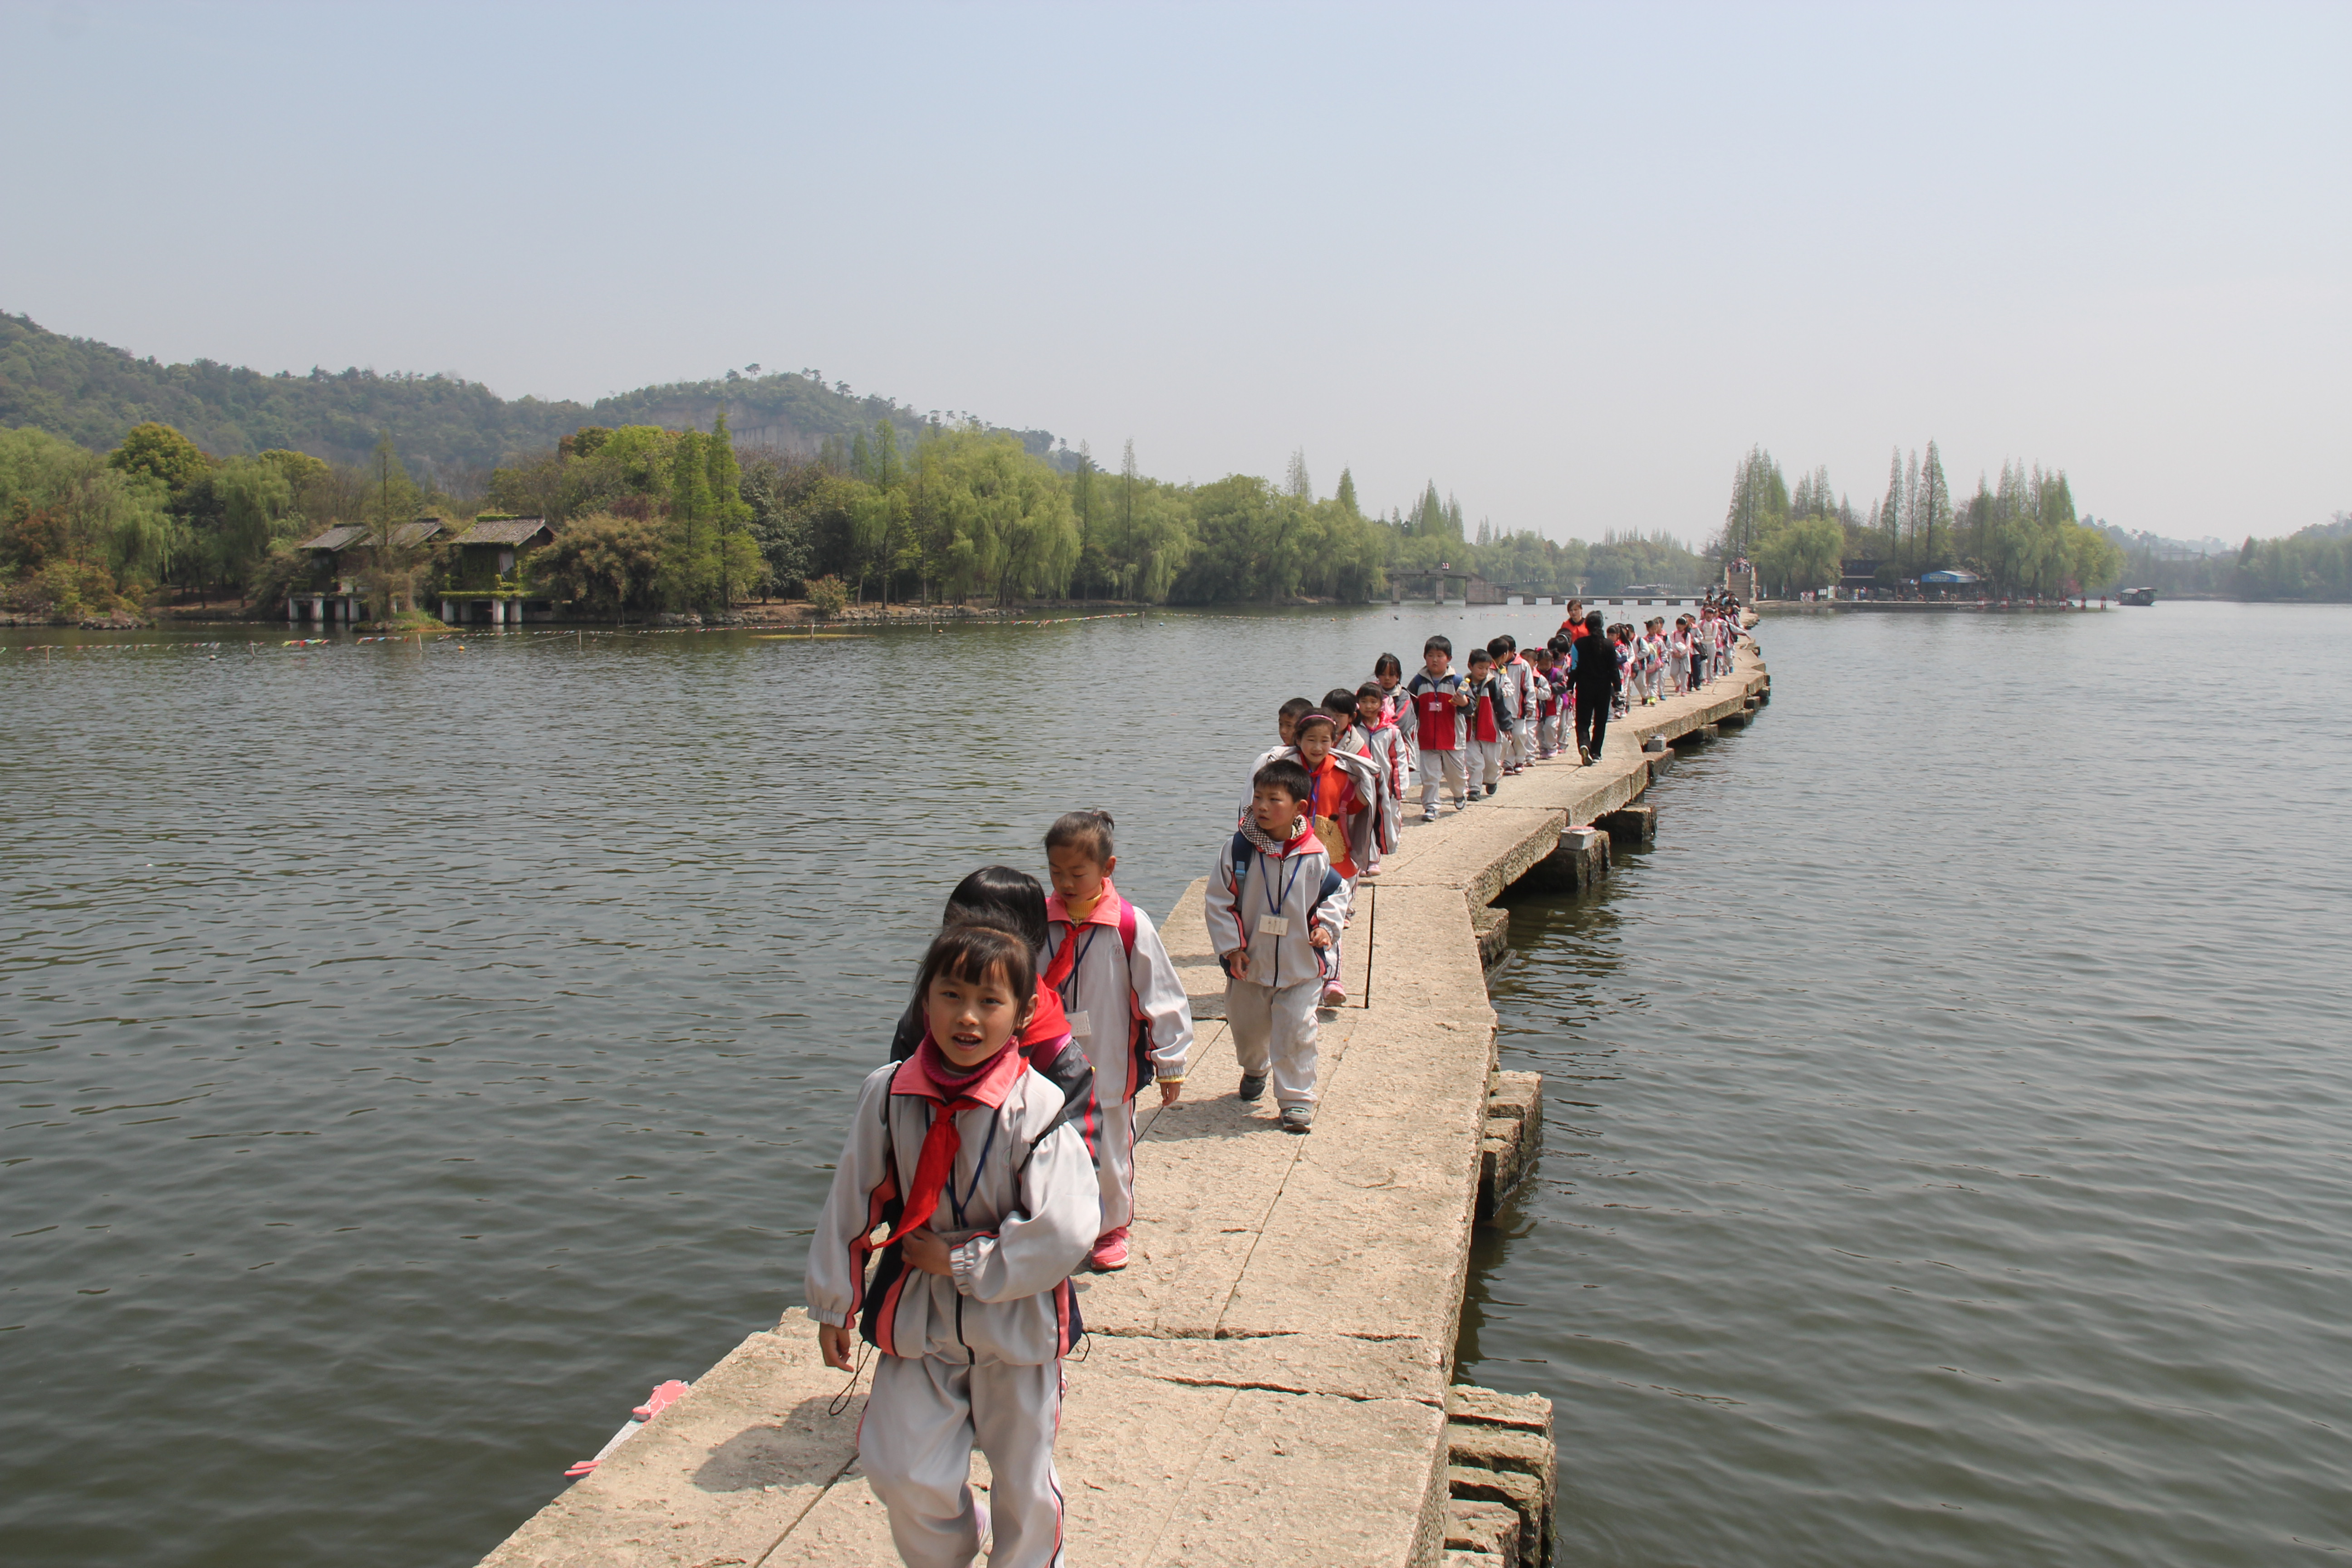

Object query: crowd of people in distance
[799,591,1749,1568]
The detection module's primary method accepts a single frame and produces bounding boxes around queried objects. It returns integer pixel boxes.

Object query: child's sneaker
[1279,1105,1314,1134]
[1088,1226,1131,1271]
[1484,783,1498,797]
[1422,807,1439,824]
[1319,982,1346,1007]
[1238,1072,1268,1102]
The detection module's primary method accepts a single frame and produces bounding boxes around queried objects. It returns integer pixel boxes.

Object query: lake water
[3,602,2345,1566]
[1469,600,2352,1565]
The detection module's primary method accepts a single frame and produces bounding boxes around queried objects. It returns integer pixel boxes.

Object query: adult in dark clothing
[1567,611,1618,764]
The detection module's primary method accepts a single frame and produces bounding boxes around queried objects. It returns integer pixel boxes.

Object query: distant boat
[2119,587,2157,606]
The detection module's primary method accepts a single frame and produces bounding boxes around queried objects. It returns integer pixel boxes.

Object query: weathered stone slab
[1445,1499,1523,1566]
[480,1323,859,1568]
[1477,1072,1543,1220]
[1470,904,1509,968]
[1445,1385,1553,1443]
[1597,803,1656,846]
[1447,1465,1548,1562]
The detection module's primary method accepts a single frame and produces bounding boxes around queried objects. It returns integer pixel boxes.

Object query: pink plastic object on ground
[564,1379,691,1478]
[632,1380,690,1422]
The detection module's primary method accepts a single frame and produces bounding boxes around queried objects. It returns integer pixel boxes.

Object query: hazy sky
[5,2,2344,545]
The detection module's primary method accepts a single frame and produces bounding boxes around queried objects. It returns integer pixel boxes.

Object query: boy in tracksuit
[807,924,1098,1568]
[1205,758,1347,1133]
[1490,636,1538,774]
[1402,635,1474,821]
[1041,809,1192,1274]
[1237,696,1320,819]
[1353,682,1409,867]
[1291,710,1377,1008]
[1463,648,1514,796]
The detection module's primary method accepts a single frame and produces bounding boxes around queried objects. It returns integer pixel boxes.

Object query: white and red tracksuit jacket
[1042,881,1193,1100]
[805,1049,1097,1364]
[1203,823,1349,989]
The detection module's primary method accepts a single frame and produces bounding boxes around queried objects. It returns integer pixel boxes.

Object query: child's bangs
[920,922,1037,1003]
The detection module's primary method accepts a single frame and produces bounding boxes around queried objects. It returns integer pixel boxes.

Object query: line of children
[808,605,1753,1566]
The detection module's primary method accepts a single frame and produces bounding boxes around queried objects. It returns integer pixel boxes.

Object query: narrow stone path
[480,644,1770,1568]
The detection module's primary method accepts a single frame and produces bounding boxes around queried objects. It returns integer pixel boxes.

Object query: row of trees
[10,408,1811,622]
[485,421,1711,613]
[2107,515,2352,601]
[0,421,358,618]
[1723,444,2126,599]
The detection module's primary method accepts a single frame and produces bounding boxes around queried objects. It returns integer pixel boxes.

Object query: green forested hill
[0,312,1065,474]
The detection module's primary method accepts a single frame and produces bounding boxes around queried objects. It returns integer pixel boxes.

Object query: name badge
[1258,915,1291,936]
[1067,1010,1092,1039]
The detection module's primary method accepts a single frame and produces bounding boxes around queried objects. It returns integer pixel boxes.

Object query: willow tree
[358,431,426,619]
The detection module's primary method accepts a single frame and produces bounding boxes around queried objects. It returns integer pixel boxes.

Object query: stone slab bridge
[480,633,1773,1568]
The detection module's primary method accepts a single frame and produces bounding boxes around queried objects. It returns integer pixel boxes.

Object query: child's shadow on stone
[691,1394,859,1494]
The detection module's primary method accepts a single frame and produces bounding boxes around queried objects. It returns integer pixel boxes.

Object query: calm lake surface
[3,601,2346,1566]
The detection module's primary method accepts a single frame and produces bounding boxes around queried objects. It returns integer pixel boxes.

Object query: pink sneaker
[1320,983,1347,1007]
[1088,1227,1130,1270]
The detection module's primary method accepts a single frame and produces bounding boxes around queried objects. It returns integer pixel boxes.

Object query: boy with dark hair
[1204,758,1346,1133]
[1042,810,1192,1273]
[1237,697,1321,819]
[1402,635,1473,823]
[1354,681,1408,864]
[1463,647,1514,797]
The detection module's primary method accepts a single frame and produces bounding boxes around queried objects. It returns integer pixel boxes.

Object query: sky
[3,1,2346,546]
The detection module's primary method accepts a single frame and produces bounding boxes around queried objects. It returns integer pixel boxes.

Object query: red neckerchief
[881,1036,1028,1243]
[1021,983,1068,1062]
[1043,882,1126,993]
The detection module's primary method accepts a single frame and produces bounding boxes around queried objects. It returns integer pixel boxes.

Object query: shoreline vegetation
[0,406,1706,627]
[3,312,2345,624]
[1722,444,2350,604]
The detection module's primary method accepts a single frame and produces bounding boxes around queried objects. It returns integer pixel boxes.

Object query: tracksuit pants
[1079,1024,1138,1235]
[861,1353,1067,1568]
[1092,1094,1137,1235]
[1226,977,1322,1109]
[1512,718,1538,766]
[1468,737,1505,791]
[1689,655,1705,690]
[1417,744,1470,809]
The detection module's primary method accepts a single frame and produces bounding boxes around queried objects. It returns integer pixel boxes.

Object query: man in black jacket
[1568,611,1618,765]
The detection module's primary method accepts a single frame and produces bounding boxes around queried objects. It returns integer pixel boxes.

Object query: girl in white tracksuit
[1041,811,1192,1274]
[1204,759,1348,1128]
[807,925,1098,1568]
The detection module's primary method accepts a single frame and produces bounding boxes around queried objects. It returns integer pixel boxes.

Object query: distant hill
[2102,523,2238,560]
[0,312,1071,478]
